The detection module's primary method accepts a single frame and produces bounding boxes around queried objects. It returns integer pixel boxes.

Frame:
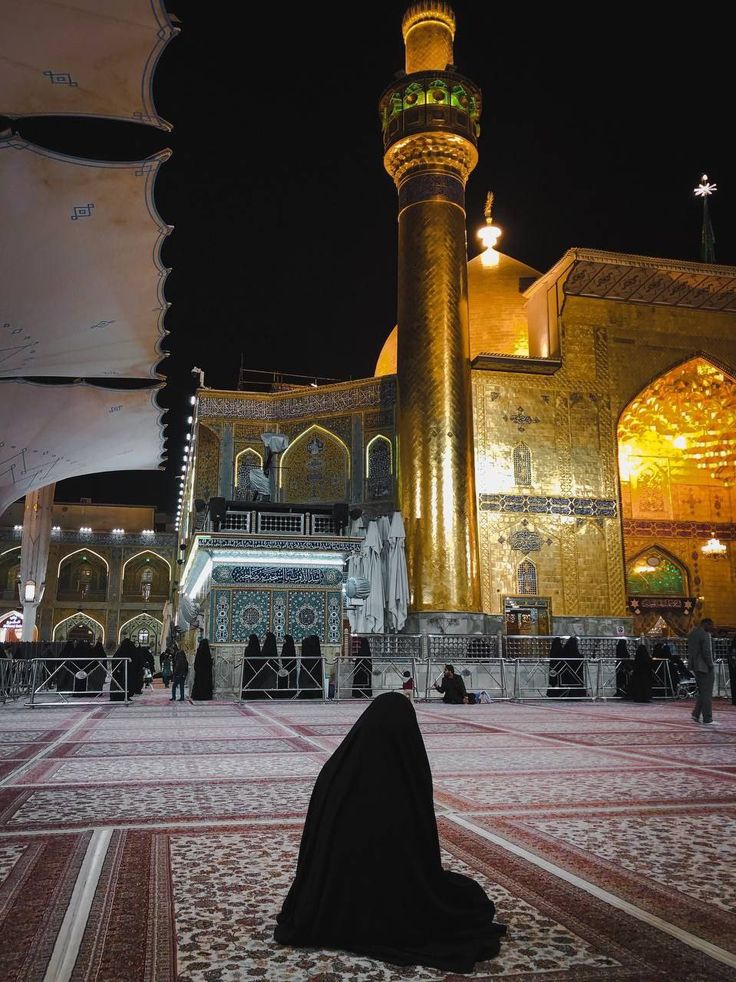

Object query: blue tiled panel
[231,590,271,643]
[287,590,326,643]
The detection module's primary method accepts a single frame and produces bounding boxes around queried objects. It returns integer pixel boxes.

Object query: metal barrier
[425,658,509,702]
[427,634,499,662]
[512,657,597,700]
[1,658,36,704]
[239,655,327,700]
[336,656,420,700]
[26,657,130,706]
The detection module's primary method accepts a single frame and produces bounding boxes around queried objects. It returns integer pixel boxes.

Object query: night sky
[4,2,734,516]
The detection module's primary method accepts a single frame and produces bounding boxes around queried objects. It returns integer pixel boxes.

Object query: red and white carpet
[1,691,734,980]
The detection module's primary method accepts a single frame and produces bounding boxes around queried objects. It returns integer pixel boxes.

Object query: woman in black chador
[560,636,587,697]
[352,637,373,698]
[546,637,564,697]
[255,631,279,698]
[191,637,214,700]
[241,634,262,700]
[627,644,653,703]
[615,638,632,697]
[110,638,135,701]
[298,634,323,699]
[86,640,107,696]
[274,693,506,971]
[278,635,297,698]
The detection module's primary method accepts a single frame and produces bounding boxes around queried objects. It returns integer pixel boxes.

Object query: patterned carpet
[1,690,735,980]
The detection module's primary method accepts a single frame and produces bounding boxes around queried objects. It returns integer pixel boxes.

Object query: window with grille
[513,442,532,486]
[517,559,537,595]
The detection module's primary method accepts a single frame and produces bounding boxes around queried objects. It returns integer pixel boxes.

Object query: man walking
[687,617,716,724]
[170,647,189,702]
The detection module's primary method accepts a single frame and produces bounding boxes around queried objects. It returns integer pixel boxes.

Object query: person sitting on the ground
[433,664,467,704]
[274,692,506,971]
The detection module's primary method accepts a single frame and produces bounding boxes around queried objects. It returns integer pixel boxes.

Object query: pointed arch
[0,547,21,598]
[57,548,109,602]
[366,434,393,500]
[57,548,109,578]
[517,559,538,595]
[234,447,264,500]
[53,612,105,643]
[279,424,350,503]
[118,612,163,647]
[626,546,689,597]
[121,550,171,579]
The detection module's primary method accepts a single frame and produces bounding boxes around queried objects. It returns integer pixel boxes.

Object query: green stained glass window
[403,83,425,109]
[627,553,687,596]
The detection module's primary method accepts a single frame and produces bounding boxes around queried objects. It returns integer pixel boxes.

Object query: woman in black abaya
[255,631,279,698]
[274,692,506,971]
[351,637,373,698]
[546,637,564,697]
[86,640,107,696]
[627,644,653,703]
[277,634,297,698]
[615,638,632,697]
[191,637,214,700]
[110,638,135,701]
[298,634,323,698]
[241,634,262,700]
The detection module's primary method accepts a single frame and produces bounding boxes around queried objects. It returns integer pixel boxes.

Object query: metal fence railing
[239,655,326,700]
[24,657,131,706]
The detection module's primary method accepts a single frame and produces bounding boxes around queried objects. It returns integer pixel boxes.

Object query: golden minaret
[380,3,482,613]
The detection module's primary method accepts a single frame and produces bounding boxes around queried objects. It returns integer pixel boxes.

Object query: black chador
[277,635,297,698]
[191,637,214,700]
[298,635,323,699]
[110,638,135,701]
[352,637,373,698]
[546,637,564,697]
[253,631,280,698]
[275,693,506,972]
[241,634,263,700]
[86,640,107,696]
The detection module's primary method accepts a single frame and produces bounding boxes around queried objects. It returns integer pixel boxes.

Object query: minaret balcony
[379,70,481,151]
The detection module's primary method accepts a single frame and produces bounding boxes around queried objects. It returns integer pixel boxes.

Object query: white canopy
[0,381,164,517]
[0,0,177,129]
[0,138,171,379]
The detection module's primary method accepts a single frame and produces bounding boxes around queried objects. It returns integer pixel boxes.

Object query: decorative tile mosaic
[197,535,361,554]
[198,378,395,421]
[480,493,618,517]
[287,590,325,643]
[212,565,343,586]
[231,590,270,643]
[327,590,343,643]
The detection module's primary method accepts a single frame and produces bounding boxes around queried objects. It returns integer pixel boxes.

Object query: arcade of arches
[619,358,736,634]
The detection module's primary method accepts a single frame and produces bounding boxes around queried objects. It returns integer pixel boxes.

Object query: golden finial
[484,191,494,224]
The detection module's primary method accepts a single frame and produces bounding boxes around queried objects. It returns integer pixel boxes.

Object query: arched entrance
[618,357,736,633]
[119,613,163,651]
[53,613,105,644]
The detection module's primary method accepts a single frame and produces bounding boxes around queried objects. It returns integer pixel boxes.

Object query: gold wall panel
[280,426,349,504]
[194,424,220,503]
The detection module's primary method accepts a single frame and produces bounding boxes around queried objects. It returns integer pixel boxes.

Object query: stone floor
[1,689,735,980]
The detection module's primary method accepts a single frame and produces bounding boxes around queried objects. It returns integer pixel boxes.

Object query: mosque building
[178,2,736,649]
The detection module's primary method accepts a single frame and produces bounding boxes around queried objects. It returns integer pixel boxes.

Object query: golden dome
[374,250,542,376]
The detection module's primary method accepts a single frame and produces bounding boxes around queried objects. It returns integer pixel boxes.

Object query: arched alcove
[121,551,170,603]
[234,447,263,500]
[57,549,109,603]
[366,434,393,500]
[53,612,105,643]
[119,613,163,650]
[279,425,350,504]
